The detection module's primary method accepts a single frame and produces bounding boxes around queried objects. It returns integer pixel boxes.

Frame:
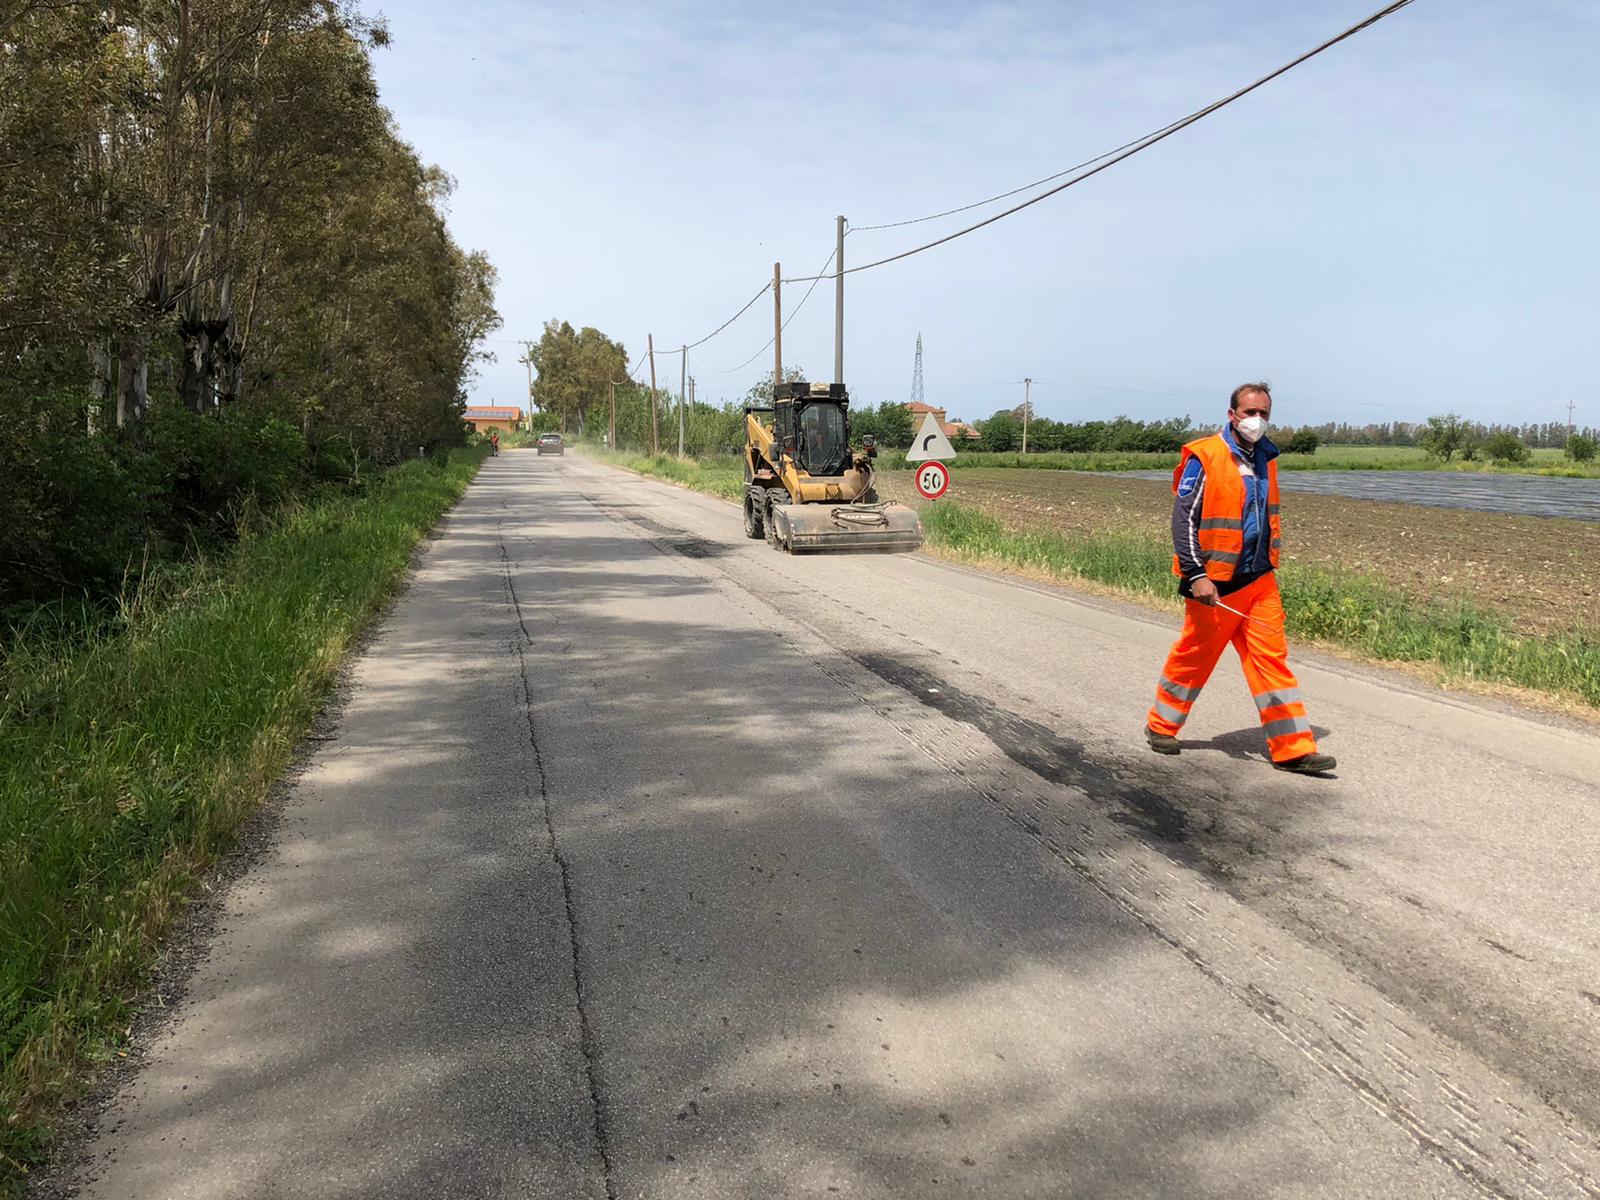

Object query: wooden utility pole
[1022,377,1032,454]
[772,262,783,391]
[518,340,535,429]
[609,380,616,449]
[679,344,687,457]
[834,215,845,385]
[648,334,659,456]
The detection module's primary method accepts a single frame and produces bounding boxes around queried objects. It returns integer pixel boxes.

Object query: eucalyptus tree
[528,321,628,435]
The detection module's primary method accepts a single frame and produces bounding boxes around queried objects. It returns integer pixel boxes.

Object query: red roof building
[899,401,980,443]
[462,406,523,433]
[943,421,982,442]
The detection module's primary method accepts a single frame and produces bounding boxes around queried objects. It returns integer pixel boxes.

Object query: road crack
[500,534,617,1200]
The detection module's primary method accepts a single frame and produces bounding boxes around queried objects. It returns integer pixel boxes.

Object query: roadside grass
[583,447,746,501]
[879,446,1600,478]
[879,450,1175,473]
[588,448,1600,708]
[918,502,1600,709]
[0,447,486,1191]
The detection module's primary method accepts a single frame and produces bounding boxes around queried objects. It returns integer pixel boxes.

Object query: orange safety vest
[1170,433,1281,581]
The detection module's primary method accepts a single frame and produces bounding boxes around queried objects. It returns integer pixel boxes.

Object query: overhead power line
[707,247,838,376]
[651,278,774,361]
[847,135,1180,235]
[784,0,1416,285]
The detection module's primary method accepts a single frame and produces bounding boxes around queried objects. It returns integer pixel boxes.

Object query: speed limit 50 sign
[914,460,950,500]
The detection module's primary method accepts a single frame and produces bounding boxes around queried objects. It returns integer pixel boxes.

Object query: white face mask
[1235,415,1269,443]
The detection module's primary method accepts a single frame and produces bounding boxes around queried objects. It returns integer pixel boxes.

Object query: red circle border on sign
[915,461,950,500]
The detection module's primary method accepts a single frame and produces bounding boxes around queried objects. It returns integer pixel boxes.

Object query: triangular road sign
[905,411,957,462]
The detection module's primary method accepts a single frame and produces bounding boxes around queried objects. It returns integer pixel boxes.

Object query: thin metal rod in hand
[1214,600,1274,628]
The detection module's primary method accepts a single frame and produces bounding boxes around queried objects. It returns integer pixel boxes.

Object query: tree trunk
[178,308,211,413]
[88,339,112,433]
[118,337,148,431]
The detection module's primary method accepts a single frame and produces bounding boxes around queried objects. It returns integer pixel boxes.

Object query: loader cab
[773,381,851,477]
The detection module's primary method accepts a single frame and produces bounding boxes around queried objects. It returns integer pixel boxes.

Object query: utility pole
[1569,398,1577,435]
[609,380,616,449]
[679,344,687,457]
[772,262,783,392]
[834,214,845,385]
[1022,377,1032,454]
[518,340,535,430]
[648,334,659,456]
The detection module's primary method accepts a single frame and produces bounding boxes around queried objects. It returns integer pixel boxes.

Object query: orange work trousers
[1146,573,1317,763]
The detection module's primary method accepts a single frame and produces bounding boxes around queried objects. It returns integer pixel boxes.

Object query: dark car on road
[536,433,564,456]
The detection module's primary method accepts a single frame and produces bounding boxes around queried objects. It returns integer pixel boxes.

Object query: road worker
[1145,382,1336,775]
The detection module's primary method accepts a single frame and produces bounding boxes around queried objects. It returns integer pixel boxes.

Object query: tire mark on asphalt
[852,651,1201,857]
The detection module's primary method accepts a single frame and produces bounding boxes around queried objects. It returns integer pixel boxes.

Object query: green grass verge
[0,447,487,1191]
[585,448,1600,706]
[583,447,746,501]
[877,446,1600,478]
[919,501,1600,707]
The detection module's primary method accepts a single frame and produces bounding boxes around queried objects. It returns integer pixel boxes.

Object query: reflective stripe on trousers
[1146,573,1317,763]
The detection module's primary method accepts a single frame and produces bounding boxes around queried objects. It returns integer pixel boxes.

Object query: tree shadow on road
[50,459,1473,1200]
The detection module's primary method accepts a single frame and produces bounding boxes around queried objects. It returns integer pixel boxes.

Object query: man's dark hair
[1230,381,1272,410]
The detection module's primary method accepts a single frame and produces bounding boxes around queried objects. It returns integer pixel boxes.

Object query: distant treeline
[529,349,924,456]
[1280,420,1598,449]
[2,4,500,618]
[967,410,1193,453]
[519,319,1597,463]
[965,410,1599,455]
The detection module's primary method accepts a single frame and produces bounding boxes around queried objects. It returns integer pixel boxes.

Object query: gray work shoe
[1274,752,1337,775]
[1145,727,1181,756]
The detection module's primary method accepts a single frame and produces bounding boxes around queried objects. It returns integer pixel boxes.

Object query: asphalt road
[1117,467,1600,521]
[61,453,1600,1199]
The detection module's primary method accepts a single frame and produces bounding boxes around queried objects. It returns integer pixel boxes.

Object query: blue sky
[368,1,1597,429]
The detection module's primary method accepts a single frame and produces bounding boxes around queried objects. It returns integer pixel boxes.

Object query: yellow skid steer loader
[743,381,923,553]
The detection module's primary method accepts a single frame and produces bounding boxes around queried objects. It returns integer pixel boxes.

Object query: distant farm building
[904,401,980,443]
[462,406,523,434]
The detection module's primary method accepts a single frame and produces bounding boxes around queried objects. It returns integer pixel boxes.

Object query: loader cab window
[798,403,848,476]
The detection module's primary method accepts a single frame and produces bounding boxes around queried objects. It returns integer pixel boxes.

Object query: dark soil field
[881,468,1600,638]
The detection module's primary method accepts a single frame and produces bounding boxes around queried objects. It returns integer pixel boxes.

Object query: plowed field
[881,468,1600,638]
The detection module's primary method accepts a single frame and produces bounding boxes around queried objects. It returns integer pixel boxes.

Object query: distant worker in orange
[1145,382,1335,775]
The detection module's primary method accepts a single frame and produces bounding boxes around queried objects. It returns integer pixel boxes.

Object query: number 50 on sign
[915,461,950,500]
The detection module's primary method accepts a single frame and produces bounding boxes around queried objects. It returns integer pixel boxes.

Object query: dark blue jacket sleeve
[1171,457,1208,582]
